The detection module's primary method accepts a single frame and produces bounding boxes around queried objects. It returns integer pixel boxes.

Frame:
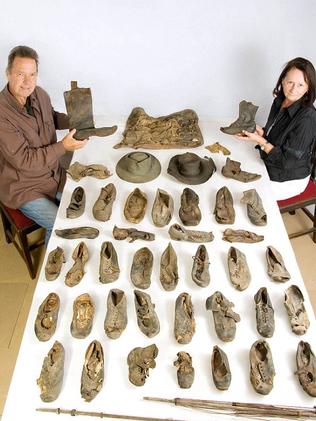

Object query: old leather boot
[169,223,214,242]
[134,290,160,338]
[254,287,275,338]
[35,293,60,341]
[131,247,153,289]
[70,293,95,339]
[284,285,310,335]
[99,241,120,283]
[220,100,258,135]
[104,289,127,339]
[249,340,275,395]
[227,246,251,290]
[55,227,99,239]
[151,188,174,227]
[206,291,240,342]
[179,188,201,226]
[127,344,158,386]
[66,186,85,219]
[37,341,65,402]
[67,161,112,181]
[214,186,235,224]
[174,352,194,388]
[222,158,261,183]
[64,81,117,140]
[174,292,196,344]
[81,340,104,401]
[65,242,89,287]
[124,188,147,224]
[45,246,65,281]
[92,183,116,222]
[160,242,179,291]
[223,228,264,243]
[241,189,267,226]
[113,225,155,242]
[296,341,316,397]
[266,245,290,282]
[191,244,210,287]
[211,345,231,390]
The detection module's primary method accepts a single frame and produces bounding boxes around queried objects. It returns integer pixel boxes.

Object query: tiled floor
[0,209,315,415]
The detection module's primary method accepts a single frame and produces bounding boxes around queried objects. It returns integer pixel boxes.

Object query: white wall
[1,0,315,124]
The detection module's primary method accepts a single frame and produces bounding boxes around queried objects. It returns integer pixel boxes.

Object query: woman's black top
[258,95,316,182]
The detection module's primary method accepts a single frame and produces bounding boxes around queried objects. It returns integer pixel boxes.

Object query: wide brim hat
[167,152,216,185]
[116,152,161,183]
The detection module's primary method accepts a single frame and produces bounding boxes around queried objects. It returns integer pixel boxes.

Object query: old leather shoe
[191,244,210,287]
[179,187,201,226]
[160,242,179,291]
[214,186,235,224]
[174,292,196,344]
[284,285,310,335]
[266,245,290,282]
[81,340,104,401]
[169,223,214,242]
[99,241,120,283]
[45,246,65,281]
[65,242,89,287]
[124,188,147,224]
[227,246,251,290]
[104,289,127,339]
[249,339,275,395]
[296,341,316,397]
[134,290,160,338]
[254,287,275,338]
[131,247,153,289]
[35,293,60,341]
[174,352,194,388]
[127,344,158,386]
[66,186,85,218]
[92,183,116,222]
[211,345,231,390]
[151,188,174,227]
[55,227,99,239]
[70,293,95,339]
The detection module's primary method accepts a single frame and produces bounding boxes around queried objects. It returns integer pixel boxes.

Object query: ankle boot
[220,100,258,135]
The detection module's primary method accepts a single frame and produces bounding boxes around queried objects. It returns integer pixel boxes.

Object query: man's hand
[61,129,88,151]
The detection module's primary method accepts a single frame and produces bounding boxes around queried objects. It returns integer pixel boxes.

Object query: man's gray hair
[7,46,39,72]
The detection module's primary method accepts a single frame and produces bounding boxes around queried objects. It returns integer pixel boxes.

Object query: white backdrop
[1,0,316,124]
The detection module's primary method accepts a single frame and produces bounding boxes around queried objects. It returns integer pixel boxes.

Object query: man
[0,46,88,244]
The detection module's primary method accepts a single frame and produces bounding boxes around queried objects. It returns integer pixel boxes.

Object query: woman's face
[282,67,309,104]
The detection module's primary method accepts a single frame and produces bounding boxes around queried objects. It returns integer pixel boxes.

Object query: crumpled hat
[167,152,216,184]
[116,152,161,183]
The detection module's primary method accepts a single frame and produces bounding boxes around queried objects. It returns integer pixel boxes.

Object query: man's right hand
[61,129,89,151]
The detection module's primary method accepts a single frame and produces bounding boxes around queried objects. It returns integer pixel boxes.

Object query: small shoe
[65,242,89,287]
[284,285,310,335]
[37,341,65,402]
[249,339,275,395]
[296,341,316,397]
[169,223,214,242]
[220,100,258,135]
[223,228,264,243]
[45,246,65,281]
[206,291,240,342]
[81,340,104,401]
[104,289,127,339]
[160,242,179,291]
[152,188,174,227]
[214,186,235,224]
[34,293,60,341]
[127,344,158,386]
[174,352,194,388]
[222,158,261,183]
[92,183,117,222]
[241,189,267,226]
[55,227,99,239]
[191,244,210,287]
[134,290,160,338]
[227,246,251,290]
[254,287,275,338]
[174,292,195,344]
[66,186,86,218]
[131,247,153,289]
[99,241,120,283]
[70,293,95,339]
[124,188,147,224]
[266,245,290,282]
[67,161,111,181]
[113,225,155,242]
[211,345,231,390]
[179,188,201,226]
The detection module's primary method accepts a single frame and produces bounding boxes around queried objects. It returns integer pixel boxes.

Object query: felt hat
[167,152,216,184]
[116,152,161,183]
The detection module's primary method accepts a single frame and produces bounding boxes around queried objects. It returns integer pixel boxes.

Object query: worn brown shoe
[99,241,120,283]
[55,227,99,239]
[37,341,65,402]
[191,245,210,287]
[266,245,290,282]
[70,293,95,339]
[67,161,111,181]
[113,225,155,242]
[152,188,174,227]
[160,242,179,291]
[35,293,60,341]
[227,246,251,290]
[284,285,310,335]
[220,100,258,135]
[211,345,231,390]
[65,242,89,287]
[45,246,65,281]
[174,352,194,388]
[131,247,153,289]
[179,188,201,226]
[169,223,214,242]
[222,158,261,183]
[249,340,275,395]
[127,344,158,386]
[92,183,116,222]
[214,186,235,224]
[241,189,267,226]
[254,287,275,338]
[66,186,86,219]
[104,289,127,339]
[174,292,195,344]
[81,340,104,401]
[134,290,160,338]
[124,188,147,224]
[223,228,264,243]
[296,341,316,397]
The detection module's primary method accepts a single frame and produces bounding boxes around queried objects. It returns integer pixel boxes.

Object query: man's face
[6,56,38,104]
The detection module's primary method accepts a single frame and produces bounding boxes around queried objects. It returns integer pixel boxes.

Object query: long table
[2,119,315,421]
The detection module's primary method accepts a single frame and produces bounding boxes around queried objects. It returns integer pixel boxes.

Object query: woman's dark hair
[7,45,39,72]
[273,57,316,106]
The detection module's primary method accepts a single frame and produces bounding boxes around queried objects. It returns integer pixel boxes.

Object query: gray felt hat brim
[167,153,216,185]
[116,152,161,183]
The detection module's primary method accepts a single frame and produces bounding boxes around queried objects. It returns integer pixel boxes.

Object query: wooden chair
[0,202,45,278]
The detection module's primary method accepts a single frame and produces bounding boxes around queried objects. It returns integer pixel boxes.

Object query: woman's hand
[234,128,265,145]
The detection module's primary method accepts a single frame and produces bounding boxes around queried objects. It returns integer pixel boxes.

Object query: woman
[235,57,316,200]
